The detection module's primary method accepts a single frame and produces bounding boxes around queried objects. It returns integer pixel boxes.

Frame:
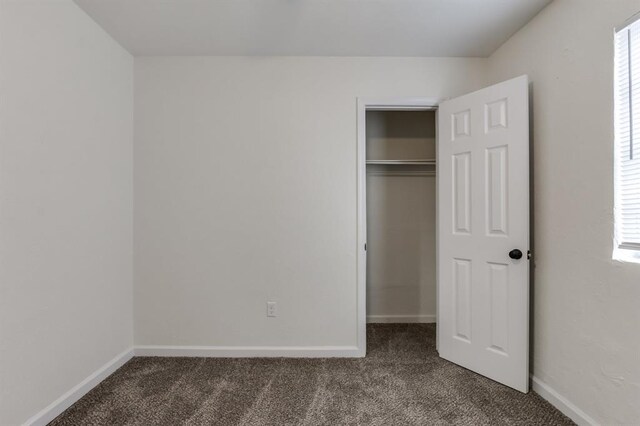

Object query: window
[615,16,640,260]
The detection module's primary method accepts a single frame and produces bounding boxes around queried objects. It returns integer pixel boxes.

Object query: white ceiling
[74,0,551,57]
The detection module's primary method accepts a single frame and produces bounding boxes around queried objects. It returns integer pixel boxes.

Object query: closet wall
[366,111,437,322]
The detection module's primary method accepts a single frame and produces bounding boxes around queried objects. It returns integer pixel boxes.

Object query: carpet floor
[50,324,573,425]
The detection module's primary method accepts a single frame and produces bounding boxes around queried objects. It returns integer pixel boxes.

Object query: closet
[359,76,530,391]
[365,109,437,324]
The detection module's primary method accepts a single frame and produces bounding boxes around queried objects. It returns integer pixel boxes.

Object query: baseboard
[367,314,436,323]
[24,347,134,426]
[531,376,598,426]
[135,345,364,358]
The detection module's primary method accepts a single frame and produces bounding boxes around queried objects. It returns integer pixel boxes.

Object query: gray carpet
[50,324,573,425]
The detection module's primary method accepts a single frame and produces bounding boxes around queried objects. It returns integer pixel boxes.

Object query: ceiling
[73,0,551,57]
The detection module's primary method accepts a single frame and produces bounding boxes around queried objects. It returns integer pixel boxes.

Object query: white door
[437,75,530,392]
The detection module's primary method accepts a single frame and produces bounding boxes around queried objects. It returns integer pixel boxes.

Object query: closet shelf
[366,159,436,165]
[366,159,436,176]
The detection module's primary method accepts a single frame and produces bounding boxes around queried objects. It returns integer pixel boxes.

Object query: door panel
[437,75,529,392]
[453,153,472,234]
[486,145,508,235]
[453,258,472,342]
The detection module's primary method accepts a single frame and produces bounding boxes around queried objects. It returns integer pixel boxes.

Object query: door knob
[509,249,523,260]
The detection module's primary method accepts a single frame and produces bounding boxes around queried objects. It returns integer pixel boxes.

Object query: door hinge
[527,250,531,260]
[364,243,367,251]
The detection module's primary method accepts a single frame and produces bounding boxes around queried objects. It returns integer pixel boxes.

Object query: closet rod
[367,171,436,176]
[366,159,436,165]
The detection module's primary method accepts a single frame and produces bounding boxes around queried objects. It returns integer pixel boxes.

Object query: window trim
[614,13,640,261]
[615,11,640,33]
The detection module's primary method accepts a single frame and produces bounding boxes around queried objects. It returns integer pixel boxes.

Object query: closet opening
[356,98,440,355]
[357,79,529,390]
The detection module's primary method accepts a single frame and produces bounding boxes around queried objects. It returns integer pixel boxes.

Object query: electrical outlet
[266,301,277,317]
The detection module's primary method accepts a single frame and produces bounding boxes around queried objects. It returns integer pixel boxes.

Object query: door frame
[356,97,443,356]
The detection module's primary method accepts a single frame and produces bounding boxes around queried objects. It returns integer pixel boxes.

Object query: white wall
[487,1,640,423]
[366,174,436,321]
[0,1,134,424]
[366,111,436,322]
[134,57,486,348]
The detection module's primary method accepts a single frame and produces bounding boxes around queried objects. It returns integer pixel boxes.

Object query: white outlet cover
[267,301,277,317]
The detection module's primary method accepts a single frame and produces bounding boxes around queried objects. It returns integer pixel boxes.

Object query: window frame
[614,12,640,262]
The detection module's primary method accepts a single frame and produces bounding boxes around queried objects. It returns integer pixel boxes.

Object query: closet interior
[365,109,437,323]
